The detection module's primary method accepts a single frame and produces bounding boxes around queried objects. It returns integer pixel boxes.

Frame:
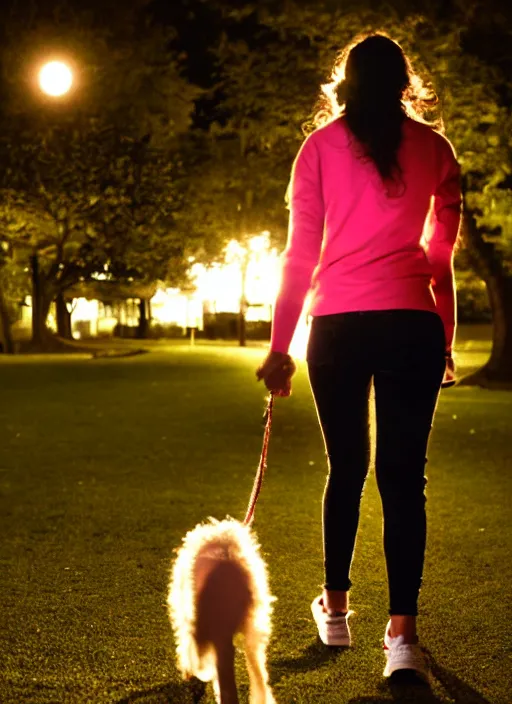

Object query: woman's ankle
[322,589,348,614]
[389,615,417,644]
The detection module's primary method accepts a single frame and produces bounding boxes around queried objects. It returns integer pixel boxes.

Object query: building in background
[13,233,282,339]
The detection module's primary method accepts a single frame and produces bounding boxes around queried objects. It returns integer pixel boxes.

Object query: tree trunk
[238,256,248,348]
[238,302,247,347]
[459,205,512,389]
[32,296,52,348]
[460,273,512,388]
[137,298,150,339]
[56,292,72,339]
[0,287,14,354]
[30,254,52,347]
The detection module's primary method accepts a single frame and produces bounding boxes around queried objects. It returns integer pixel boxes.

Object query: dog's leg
[244,631,275,704]
[214,639,239,704]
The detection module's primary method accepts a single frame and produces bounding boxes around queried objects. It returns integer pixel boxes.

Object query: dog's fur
[168,518,276,704]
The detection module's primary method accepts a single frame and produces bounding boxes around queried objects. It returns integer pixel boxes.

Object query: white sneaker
[311,596,352,646]
[383,621,429,681]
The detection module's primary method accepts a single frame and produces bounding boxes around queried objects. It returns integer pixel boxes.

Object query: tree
[172,4,320,344]
[0,7,199,347]
[396,5,512,387]
[94,141,200,339]
[174,131,293,344]
[0,245,20,354]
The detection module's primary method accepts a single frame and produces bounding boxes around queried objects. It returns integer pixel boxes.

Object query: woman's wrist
[269,349,291,359]
[270,351,294,368]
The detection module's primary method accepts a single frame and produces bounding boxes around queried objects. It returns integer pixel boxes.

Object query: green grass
[0,338,510,704]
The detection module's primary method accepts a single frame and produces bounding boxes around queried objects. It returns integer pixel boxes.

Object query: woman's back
[271,115,461,352]
[268,32,461,355]
[300,116,459,314]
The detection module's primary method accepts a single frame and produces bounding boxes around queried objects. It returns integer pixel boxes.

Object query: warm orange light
[191,234,281,314]
[38,61,73,97]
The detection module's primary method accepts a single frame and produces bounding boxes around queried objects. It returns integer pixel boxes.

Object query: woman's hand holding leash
[256,351,296,397]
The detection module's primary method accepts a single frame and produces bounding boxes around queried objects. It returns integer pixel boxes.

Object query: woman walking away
[257,33,461,681]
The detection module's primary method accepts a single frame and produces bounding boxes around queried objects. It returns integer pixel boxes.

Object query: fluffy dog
[168,517,276,704]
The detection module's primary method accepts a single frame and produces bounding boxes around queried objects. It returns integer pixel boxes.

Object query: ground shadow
[271,637,349,681]
[113,648,493,704]
[115,678,207,704]
[423,647,493,704]
[347,647,493,704]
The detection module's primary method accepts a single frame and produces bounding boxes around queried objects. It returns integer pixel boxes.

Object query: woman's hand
[256,351,296,397]
[441,352,456,388]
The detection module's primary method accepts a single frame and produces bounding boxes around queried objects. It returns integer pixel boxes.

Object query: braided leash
[243,393,274,526]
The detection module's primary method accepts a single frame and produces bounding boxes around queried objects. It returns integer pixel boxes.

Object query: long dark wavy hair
[311,33,440,184]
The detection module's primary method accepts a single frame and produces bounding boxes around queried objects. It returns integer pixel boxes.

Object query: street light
[38,61,74,97]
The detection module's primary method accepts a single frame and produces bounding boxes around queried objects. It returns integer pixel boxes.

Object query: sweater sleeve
[425,134,462,352]
[270,136,325,353]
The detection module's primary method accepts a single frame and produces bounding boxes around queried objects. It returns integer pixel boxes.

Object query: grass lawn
[0,333,510,704]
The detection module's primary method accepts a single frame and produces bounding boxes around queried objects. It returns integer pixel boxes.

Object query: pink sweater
[270,116,462,354]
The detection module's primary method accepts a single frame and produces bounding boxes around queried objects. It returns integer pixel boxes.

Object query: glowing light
[38,61,73,97]
[191,233,281,315]
[65,232,287,341]
[289,312,310,360]
[150,288,202,328]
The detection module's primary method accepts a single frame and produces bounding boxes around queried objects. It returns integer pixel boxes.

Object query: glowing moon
[38,61,73,97]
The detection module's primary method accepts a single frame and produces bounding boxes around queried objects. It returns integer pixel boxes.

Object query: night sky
[1,0,511,122]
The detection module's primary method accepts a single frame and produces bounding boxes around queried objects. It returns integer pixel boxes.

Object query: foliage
[0,251,30,324]
[174,134,290,265]
[0,6,201,342]
[455,270,492,323]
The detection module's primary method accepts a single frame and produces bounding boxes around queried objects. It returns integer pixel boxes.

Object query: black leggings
[307,310,446,616]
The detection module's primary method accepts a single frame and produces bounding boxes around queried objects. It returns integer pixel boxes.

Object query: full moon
[38,61,73,97]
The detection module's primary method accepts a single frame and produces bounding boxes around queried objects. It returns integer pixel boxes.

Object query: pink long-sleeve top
[270,116,462,354]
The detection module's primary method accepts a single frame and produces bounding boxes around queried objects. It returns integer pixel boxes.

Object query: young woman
[257,33,461,679]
